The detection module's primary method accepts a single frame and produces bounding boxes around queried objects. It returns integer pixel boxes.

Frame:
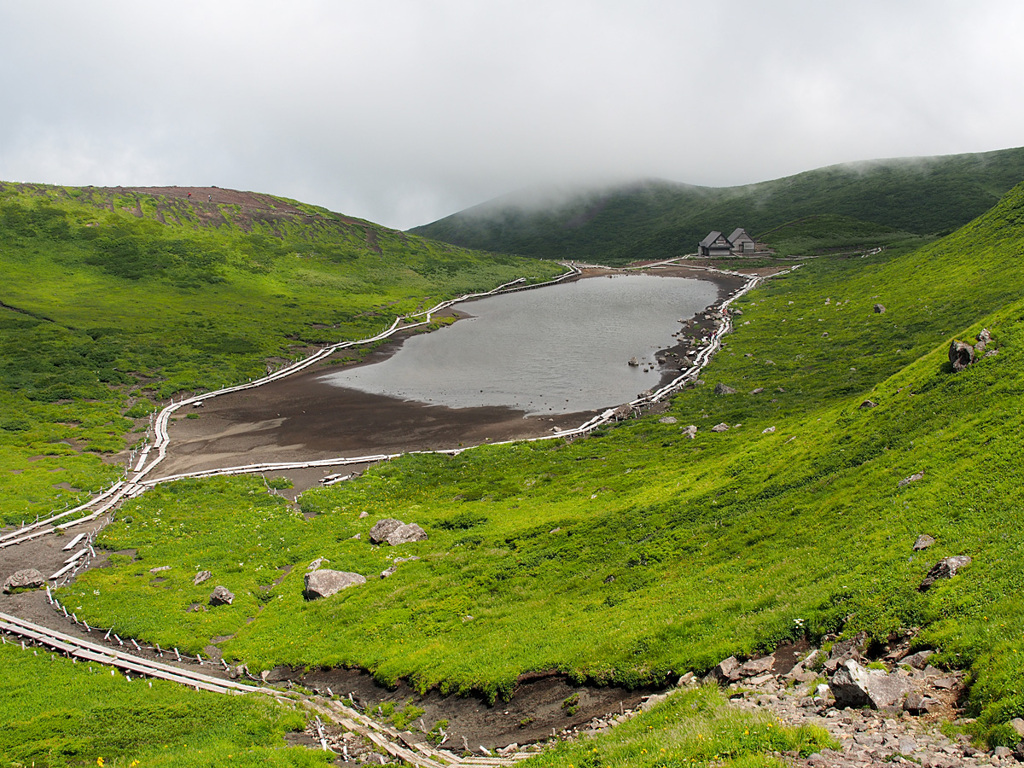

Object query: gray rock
[859,400,878,409]
[208,585,234,606]
[739,655,776,677]
[706,656,741,685]
[902,649,935,669]
[683,425,698,439]
[369,518,404,544]
[1011,718,1024,738]
[751,387,764,394]
[949,340,975,372]
[380,566,397,579]
[193,570,212,585]
[830,660,911,711]
[304,569,366,600]
[149,565,172,574]
[659,416,678,424]
[873,303,886,314]
[711,422,730,432]
[3,568,45,593]
[913,534,936,551]
[386,523,428,546]
[919,555,972,591]
[714,382,738,395]
[899,471,925,488]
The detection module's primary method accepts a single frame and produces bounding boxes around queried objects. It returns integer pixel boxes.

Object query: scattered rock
[386,523,428,546]
[209,585,234,606]
[682,425,698,439]
[193,570,212,585]
[903,691,940,714]
[873,303,886,314]
[830,660,911,711]
[859,400,878,409]
[659,416,678,424]
[918,555,972,591]
[1010,717,1024,738]
[762,426,776,434]
[307,557,327,571]
[948,340,975,371]
[912,534,936,551]
[358,511,369,518]
[751,387,764,394]
[898,470,925,488]
[739,655,776,677]
[380,566,397,579]
[902,650,934,669]
[705,656,741,685]
[711,423,730,432]
[627,357,639,367]
[149,565,172,574]
[714,382,738,395]
[3,568,45,593]
[369,518,404,544]
[303,569,366,600]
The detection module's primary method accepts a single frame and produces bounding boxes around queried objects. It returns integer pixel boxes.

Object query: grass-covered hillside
[410,146,1024,263]
[64,179,1024,745]
[0,182,563,526]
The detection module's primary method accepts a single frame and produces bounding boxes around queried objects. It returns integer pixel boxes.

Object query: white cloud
[2,0,1022,228]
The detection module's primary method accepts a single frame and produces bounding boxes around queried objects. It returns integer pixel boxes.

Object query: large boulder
[386,523,428,546]
[830,659,911,711]
[304,569,366,600]
[704,656,741,685]
[369,518,404,545]
[949,340,975,372]
[209,585,234,606]
[918,555,972,591]
[3,568,45,593]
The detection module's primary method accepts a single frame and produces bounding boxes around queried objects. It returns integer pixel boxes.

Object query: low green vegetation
[410,146,1024,263]
[757,214,929,257]
[0,183,562,525]
[0,641,329,768]
[523,686,834,768]
[61,180,1024,745]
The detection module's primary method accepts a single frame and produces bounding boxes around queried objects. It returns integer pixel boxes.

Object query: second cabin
[698,227,761,257]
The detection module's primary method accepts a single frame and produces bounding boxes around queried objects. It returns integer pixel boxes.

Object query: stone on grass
[899,471,925,488]
[304,569,366,600]
[209,585,234,606]
[369,518,404,544]
[739,655,776,677]
[830,659,911,712]
[949,340,975,372]
[859,400,878,409]
[193,570,212,585]
[659,416,678,424]
[711,423,730,432]
[902,649,934,669]
[912,534,935,551]
[714,382,737,395]
[149,565,171,574]
[918,555,972,591]
[873,303,886,314]
[3,568,45,593]
[683,425,698,439]
[386,523,428,546]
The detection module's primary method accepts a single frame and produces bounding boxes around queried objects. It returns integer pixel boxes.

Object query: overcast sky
[2,1,1022,229]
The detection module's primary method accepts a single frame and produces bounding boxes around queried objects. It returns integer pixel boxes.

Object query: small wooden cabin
[698,231,732,258]
[727,228,756,254]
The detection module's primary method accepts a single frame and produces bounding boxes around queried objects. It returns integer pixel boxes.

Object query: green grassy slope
[67,181,1024,743]
[0,183,562,526]
[410,146,1024,263]
[0,642,328,767]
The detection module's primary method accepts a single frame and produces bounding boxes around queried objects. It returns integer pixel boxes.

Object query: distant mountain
[409,147,1024,263]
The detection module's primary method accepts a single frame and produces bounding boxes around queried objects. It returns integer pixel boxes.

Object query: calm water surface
[320,274,718,415]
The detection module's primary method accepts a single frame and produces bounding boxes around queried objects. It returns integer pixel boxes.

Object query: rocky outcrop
[304,569,366,600]
[3,568,45,593]
[369,518,404,544]
[949,340,975,371]
[370,518,428,546]
[208,585,234,606]
[830,659,912,712]
[918,555,972,591]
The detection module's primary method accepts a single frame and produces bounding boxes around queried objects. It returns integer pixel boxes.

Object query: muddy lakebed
[159,269,740,481]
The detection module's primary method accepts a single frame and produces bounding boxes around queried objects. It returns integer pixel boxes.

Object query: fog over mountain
[2,0,1023,229]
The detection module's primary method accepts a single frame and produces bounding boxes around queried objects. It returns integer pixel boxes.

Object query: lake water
[319,274,719,415]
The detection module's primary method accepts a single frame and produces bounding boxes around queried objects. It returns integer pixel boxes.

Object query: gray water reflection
[320,274,719,415]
